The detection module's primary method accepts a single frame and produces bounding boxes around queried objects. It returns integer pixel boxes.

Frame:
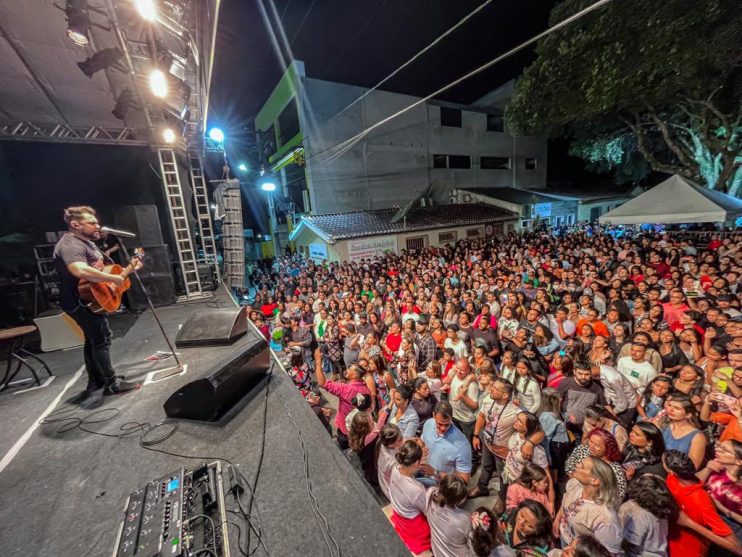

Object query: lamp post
[261,182,280,258]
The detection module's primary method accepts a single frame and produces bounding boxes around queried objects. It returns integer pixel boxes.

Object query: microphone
[101,226,136,238]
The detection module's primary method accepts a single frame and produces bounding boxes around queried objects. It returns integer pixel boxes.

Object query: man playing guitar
[53,206,141,397]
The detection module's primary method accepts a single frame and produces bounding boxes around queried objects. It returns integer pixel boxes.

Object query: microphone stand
[115,238,182,369]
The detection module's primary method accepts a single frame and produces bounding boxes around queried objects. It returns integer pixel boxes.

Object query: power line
[328,0,495,122]
[289,0,317,48]
[315,0,613,165]
[323,0,390,75]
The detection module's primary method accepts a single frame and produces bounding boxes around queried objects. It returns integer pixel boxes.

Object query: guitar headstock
[133,247,145,260]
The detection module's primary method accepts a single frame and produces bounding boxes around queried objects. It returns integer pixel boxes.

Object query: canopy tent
[599,174,742,225]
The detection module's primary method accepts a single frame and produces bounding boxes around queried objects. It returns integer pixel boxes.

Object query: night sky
[207,0,561,227]
[0,0,569,261]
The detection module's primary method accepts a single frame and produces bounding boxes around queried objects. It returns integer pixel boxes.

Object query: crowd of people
[246,228,742,557]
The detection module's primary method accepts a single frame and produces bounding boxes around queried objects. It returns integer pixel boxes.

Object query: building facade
[289,203,518,263]
[254,61,547,217]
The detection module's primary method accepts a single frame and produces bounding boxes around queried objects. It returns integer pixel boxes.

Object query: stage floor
[0,289,408,557]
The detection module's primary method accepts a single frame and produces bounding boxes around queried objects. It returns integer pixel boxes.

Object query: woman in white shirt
[388,440,431,554]
[424,475,471,557]
[553,457,623,556]
[618,474,676,557]
[377,424,403,501]
[502,411,550,503]
[513,359,542,413]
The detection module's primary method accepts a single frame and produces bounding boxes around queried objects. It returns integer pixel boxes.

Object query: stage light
[162,128,176,144]
[261,182,276,192]
[65,1,91,46]
[77,47,122,78]
[134,0,157,21]
[208,128,224,143]
[149,69,168,98]
[238,163,248,172]
[112,88,137,120]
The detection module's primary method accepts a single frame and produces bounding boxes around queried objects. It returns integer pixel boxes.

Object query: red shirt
[662,302,691,330]
[666,473,732,557]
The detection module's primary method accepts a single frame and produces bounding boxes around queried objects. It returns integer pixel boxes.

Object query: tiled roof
[294,203,517,242]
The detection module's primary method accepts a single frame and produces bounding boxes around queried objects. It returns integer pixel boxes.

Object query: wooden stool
[0,325,53,391]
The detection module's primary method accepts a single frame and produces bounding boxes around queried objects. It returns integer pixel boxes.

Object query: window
[440,107,462,127]
[433,154,447,169]
[566,214,576,225]
[432,154,471,169]
[406,236,428,251]
[448,155,471,169]
[481,156,511,170]
[525,158,537,170]
[438,231,457,243]
[486,114,504,132]
[521,220,531,229]
[277,100,300,146]
[466,227,482,238]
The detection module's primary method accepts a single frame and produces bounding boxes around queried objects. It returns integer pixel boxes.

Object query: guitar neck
[119,260,138,279]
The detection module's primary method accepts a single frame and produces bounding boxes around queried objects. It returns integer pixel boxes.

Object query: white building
[289,203,518,263]
[255,61,547,216]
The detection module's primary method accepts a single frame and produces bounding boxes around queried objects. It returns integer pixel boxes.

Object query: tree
[506,0,742,194]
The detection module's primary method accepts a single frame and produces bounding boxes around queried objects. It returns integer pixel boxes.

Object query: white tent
[599,174,742,225]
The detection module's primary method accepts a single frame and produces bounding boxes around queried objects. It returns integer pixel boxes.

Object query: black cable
[38,408,271,555]
[224,519,249,557]
[271,375,341,557]
[245,370,271,555]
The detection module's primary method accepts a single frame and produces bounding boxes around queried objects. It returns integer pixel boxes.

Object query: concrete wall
[299,76,547,214]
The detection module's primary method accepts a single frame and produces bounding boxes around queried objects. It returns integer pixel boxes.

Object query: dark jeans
[478,438,507,498]
[454,418,479,466]
[68,307,117,389]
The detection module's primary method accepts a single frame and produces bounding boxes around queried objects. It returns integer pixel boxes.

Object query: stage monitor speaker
[175,307,247,347]
[163,336,270,421]
[113,205,164,247]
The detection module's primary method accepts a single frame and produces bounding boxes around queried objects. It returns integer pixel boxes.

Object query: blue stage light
[208,128,224,142]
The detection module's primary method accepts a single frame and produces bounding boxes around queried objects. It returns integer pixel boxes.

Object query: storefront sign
[534,203,552,218]
[309,243,328,261]
[348,235,398,262]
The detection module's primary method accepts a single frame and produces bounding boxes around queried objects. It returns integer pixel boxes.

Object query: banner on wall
[309,243,328,261]
[348,235,398,262]
[533,203,552,218]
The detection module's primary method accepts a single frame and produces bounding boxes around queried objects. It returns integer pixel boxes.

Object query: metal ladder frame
[157,148,203,298]
[189,154,221,282]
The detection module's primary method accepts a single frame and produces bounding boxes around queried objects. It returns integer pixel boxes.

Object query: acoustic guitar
[78,248,145,314]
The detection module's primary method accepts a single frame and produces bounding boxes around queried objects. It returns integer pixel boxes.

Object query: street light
[260,181,279,257]
[238,163,248,172]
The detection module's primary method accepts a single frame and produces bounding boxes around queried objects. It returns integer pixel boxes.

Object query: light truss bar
[203,137,224,152]
[0,122,149,146]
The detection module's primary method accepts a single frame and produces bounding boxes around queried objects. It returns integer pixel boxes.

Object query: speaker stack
[113,205,177,308]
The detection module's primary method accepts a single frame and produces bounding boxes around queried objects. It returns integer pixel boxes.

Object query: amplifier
[114,462,230,557]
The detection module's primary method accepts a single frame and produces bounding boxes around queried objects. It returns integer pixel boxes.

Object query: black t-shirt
[53,233,105,311]
[471,328,500,354]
